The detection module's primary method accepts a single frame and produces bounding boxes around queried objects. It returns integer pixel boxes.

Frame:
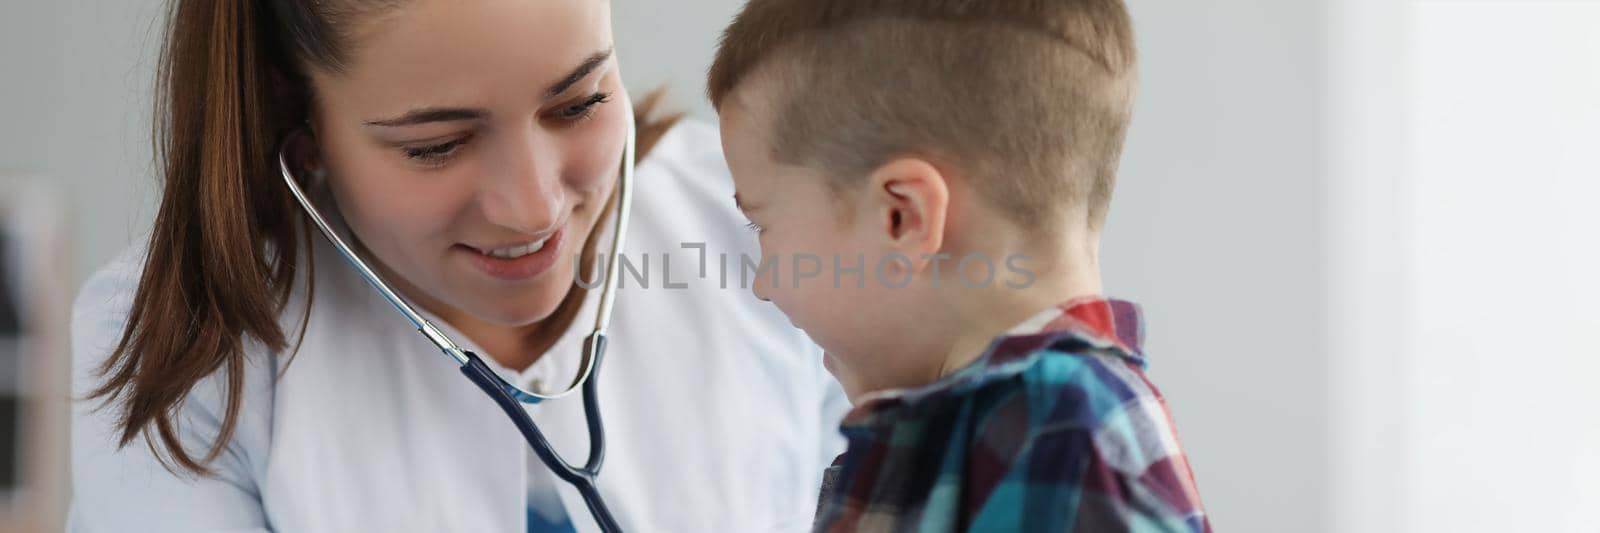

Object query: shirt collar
[841,297,1146,428]
[1000,297,1144,359]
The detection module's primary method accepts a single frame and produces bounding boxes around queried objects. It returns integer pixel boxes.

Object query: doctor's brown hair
[89,0,680,476]
[707,0,1137,231]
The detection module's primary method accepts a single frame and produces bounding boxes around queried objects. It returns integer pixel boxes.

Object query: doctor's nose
[479,140,566,235]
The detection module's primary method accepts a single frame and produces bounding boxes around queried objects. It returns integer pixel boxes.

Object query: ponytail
[89,0,309,475]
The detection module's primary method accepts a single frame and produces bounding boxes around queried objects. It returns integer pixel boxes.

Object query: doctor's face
[305,0,628,328]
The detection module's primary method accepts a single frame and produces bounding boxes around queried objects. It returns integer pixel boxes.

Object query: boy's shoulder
[965,345,1208,530]
[1006,341,1165,437]
[821,300,1210,531]
[969,343,1175,474]
[842,298,1157,436]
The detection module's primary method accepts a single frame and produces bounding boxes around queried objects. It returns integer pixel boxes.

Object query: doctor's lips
[458,227,566,282]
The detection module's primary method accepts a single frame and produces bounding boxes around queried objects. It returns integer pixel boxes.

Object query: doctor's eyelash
[403,138,468,165]
[557,92,613,122]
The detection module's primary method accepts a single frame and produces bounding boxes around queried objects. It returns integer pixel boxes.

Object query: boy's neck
[932,228,1104,380]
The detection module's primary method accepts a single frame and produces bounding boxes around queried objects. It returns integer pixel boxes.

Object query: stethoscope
[275,109,636,533]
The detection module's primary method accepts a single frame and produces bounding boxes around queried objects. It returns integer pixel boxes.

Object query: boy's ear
[867,158,949,262]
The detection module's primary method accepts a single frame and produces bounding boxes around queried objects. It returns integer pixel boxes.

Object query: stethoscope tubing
[458,340,619,532]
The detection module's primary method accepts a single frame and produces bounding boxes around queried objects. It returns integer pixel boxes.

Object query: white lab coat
[68,121,848,533]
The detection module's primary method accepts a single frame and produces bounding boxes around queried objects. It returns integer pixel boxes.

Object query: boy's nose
[750,272,772,302]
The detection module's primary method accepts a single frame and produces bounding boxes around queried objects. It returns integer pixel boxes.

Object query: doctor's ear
[865,158,949,260]
[282,129,328,182]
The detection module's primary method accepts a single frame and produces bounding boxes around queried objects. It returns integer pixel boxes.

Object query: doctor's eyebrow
[362,48,615,128]
[546,48,614,99]
[364,108,485,127]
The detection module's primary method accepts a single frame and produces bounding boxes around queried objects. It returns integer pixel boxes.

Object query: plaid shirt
[813,299,1209,532]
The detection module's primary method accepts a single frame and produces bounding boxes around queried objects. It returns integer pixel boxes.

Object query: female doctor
[68,0,845,531]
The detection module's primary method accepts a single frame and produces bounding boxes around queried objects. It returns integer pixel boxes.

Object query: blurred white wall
[1328,3,1600,532]
[1325,0,1409,530]
[1402,3,1600,531]
[0,1,166,290]
[614,0,742,119]
[1109,1,1332,530]
[4,1,1597,532]
[1,4,165,531]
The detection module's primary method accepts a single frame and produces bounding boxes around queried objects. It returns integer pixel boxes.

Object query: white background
[3,0,1598,531]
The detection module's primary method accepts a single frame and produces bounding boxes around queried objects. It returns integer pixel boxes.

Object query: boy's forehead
[722,65,794,128]
[719,83,778,133]
[718,89,781,165]
[718,101,774,204]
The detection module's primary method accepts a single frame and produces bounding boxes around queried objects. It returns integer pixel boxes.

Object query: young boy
[707,0,1210,531]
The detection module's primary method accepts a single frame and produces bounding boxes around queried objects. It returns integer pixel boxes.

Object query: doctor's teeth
[487,239,547,259]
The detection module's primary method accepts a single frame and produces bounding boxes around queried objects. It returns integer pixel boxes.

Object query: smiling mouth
[459,226,567,282]
[474,238,549,259]
[467,215,569,259]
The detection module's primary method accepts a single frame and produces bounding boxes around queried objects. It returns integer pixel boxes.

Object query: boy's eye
[554,92,613,122]
[744,221,764,234]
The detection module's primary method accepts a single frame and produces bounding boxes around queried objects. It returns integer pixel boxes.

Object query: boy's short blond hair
[708,0,1137,230]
